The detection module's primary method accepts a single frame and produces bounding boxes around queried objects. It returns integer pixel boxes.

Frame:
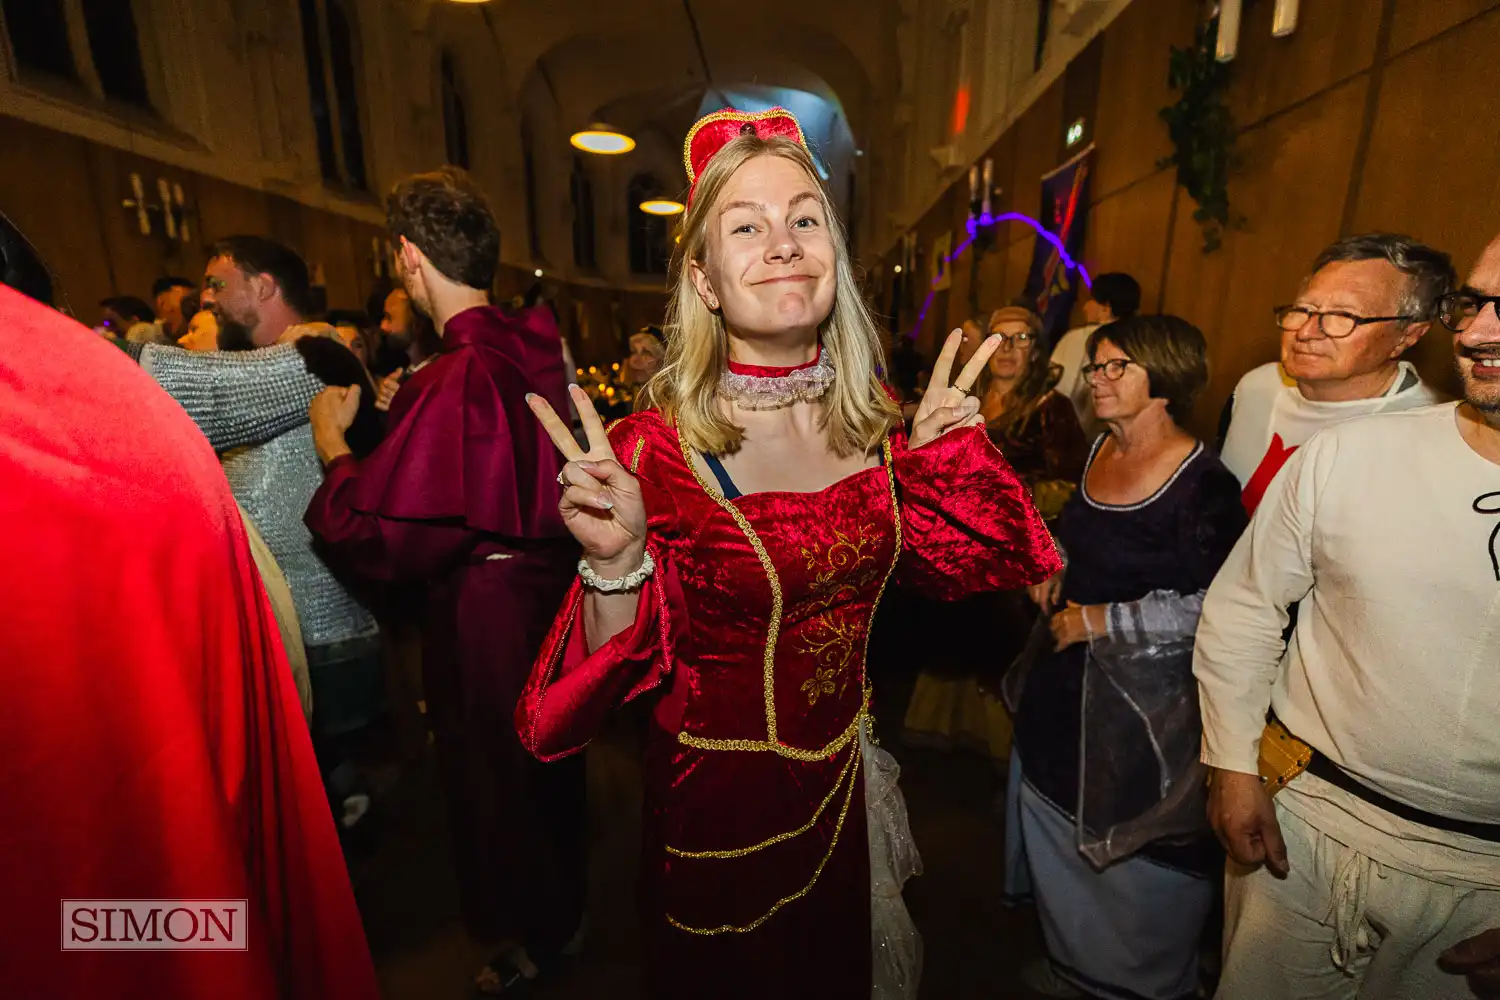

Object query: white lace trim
[717,351,835,410]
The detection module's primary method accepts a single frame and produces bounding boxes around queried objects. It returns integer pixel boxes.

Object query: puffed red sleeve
[516,415,684,760]
[891,424,1062,598]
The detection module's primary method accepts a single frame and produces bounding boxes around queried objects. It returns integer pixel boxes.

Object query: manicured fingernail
[578,461,597,471]
[594,497,614,510]
[525,393,535,402]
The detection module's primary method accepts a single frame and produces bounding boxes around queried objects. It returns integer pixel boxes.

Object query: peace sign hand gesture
[527,385,648,576]
[909,328,1003,450]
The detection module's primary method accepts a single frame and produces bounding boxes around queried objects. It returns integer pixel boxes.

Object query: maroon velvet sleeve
[514,414,683,759]
[515,543,682,760]
[304,453,479,582]
[892,424,1063,598]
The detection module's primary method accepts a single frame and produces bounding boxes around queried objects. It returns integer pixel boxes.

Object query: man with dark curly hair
[305,167,583,996]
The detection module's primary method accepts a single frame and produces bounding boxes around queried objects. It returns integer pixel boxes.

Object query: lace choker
[718,347,835,410]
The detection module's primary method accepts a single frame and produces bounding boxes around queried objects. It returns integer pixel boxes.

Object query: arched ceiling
[475,0,898,151]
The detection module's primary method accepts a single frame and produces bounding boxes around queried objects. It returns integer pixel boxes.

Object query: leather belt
[1304,752,1500,844]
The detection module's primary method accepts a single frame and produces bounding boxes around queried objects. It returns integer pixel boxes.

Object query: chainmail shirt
[138,342,378,647]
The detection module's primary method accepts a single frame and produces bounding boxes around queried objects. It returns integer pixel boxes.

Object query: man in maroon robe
[304,167,583,994]
[0,247,378,997]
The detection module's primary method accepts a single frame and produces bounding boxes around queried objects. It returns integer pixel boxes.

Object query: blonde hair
[639,135,900,457]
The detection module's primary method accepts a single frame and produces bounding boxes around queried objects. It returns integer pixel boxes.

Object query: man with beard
[121,236,385,823]
[304,166,582,997]
[371,285,442,410]
[1218,234,1454,514]
[1195,235,1500,999]
[0,221,377,1000]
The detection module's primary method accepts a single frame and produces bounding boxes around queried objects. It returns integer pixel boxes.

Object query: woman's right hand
[1028,570,1063,613]
[527,384,648,575]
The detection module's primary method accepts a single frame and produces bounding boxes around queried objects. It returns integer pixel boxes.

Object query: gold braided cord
[665,732,861,936]
[682,107,810,182]
[677,703,863,760]
[677,436,785,745]
[665,735,858,860]
[628,435,646,474]
[857,440,902,690]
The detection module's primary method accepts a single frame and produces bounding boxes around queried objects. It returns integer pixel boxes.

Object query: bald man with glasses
[1217,233,1455,513]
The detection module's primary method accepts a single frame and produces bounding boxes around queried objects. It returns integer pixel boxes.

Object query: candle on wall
[372,237,382,276]
[981,158,993,216]
[968,165,979,205]
[1271,0,1299,37]
[1215,0,1242,62]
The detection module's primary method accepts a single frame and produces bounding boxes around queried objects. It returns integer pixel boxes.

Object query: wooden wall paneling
[1351,7,1500,278]
[1350,7,1500,394]
[1091,0,1197,199]
[1083,168,1178,314]
[1227,0,1380,129]
[944,167,978,334]
[266,196,309,266]
[84,143,174,312]
[1008,82,1066,224]
[302,211,363,312]
[0,116,116,316]
[1389,0,1500,56]
[1173,78,1372,437]
[1004,235,1034,309]
[194,175,273,252]
[1059,36,1105,165]
[972,240,1008,316]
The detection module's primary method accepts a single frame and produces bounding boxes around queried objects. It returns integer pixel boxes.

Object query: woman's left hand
[908,328,1002,450]
[1049,601,1104,651]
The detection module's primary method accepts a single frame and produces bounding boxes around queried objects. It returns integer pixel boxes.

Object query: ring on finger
[556,469,568,486]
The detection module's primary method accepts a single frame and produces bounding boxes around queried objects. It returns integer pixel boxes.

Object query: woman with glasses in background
[902,305,1086,765]
[1005,315,1246,1000]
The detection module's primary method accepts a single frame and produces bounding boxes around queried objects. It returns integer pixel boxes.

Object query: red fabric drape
[0,287,379,1000]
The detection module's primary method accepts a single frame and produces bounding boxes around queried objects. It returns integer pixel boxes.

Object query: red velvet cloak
[0,286,378,1000]
[517,410,1061,999]
[304,304,582,947]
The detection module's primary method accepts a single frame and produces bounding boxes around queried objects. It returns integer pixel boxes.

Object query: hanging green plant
[1158,13,1239,253]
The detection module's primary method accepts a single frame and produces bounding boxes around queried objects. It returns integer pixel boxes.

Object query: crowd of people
[2,101,1498,1000]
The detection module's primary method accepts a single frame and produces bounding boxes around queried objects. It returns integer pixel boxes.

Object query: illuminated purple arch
[904,212,1092,341]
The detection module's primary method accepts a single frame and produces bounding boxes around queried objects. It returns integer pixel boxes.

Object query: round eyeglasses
[1080,358,1137,381]
[987,331,1036,350]
[1436,292,1500,333]
[1274,305,1416,339]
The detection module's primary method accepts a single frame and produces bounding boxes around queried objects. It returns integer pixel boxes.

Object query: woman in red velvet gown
[517,108,1060,999]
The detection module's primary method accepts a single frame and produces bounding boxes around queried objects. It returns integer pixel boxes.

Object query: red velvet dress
[305,305,584,953]
[517,410,1060,998]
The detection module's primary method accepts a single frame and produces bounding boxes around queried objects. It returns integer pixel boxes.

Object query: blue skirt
[1004,754,1210,1000]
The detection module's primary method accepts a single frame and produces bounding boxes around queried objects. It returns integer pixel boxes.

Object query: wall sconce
[121,172,195,243]
[1216,0,1298,62]
[122,173,150,235]
[1272,0,1299,37]
[172,183,191,243]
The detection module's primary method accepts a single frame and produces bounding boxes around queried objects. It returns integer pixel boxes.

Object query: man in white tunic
[1195,234,1500,999]
[1217,233,1453,514]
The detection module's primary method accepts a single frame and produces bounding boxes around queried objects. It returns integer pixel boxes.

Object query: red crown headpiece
[683,107,809,205]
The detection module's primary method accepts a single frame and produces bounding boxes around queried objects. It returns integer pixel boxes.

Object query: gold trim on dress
[660,434,902,935]
[665,734,860,860]
[664,725,861,936]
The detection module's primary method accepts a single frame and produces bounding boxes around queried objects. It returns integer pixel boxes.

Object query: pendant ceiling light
[639,199,685,216]
[570,124,636,155]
